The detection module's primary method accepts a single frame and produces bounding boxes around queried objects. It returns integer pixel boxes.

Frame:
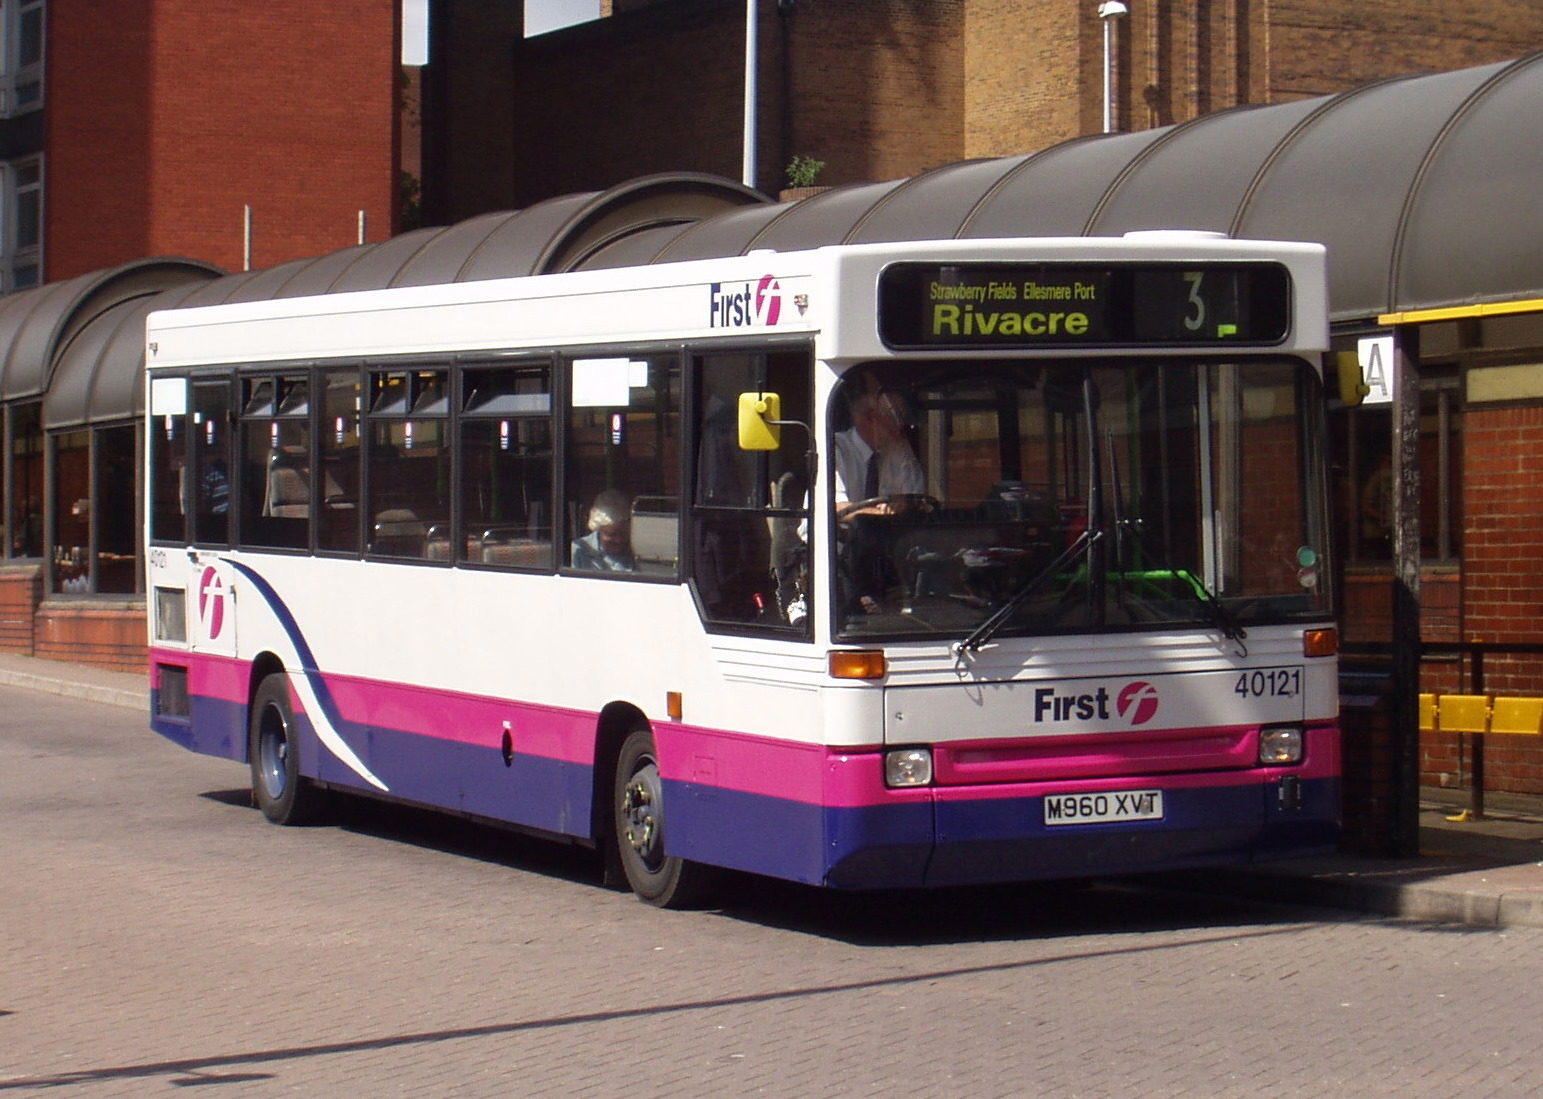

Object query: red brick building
[423,0,1543,216]
[0,0,401,667]
[36,0,400,283]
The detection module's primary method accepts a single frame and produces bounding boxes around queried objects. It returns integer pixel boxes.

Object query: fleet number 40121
[1234,668,1301,699]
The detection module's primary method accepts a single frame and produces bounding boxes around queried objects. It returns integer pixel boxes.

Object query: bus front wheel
[613,726,711,908]
[249,674,325,825]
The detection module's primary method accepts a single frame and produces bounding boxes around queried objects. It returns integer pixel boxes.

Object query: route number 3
[1183,271,1205,332]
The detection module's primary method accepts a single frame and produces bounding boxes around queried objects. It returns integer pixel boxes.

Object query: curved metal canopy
[9,54,1543,430]
[171,53,1543,322]
[0,258,222,415]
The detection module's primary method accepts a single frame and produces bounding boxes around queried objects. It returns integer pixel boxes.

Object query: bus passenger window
[461,364,553,569]
[149,381,188,545]
[564,354,680,578]
[238,374,311,551]
[318,368,361,554]
[190,380,232,547]
[366,369,450,559]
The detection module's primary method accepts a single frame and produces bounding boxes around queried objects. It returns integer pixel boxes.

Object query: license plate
[1043,789,1164,826]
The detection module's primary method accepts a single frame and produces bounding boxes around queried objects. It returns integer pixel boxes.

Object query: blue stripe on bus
[155,678,1338,890]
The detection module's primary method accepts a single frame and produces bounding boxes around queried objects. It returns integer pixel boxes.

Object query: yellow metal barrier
[1437,694,1491,734]
[1422,687,1543,822]
[1421,692,1543,735]
[1488,696,1543,736]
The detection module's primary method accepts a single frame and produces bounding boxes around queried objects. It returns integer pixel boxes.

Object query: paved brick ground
[5,684,1543,1097]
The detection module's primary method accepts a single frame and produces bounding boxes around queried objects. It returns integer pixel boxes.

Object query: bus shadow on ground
[200,785,606,889]
[711,872,1321,946]
[200,785,1319,945]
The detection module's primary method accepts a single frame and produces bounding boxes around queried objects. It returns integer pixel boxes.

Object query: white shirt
[832,426,924,504]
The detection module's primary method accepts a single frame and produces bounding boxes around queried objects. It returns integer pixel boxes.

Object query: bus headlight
[1258,725,1304,766]
[884,747,933,788]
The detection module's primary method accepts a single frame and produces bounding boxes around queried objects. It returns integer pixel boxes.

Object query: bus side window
[563,354,681,578]
[366,369,450,559]
[190,379,232,547]
[318,368,362,554]
[149,379,188,545]
[461,363,554,569]
[238,374,311,551]
[691,349,812,630]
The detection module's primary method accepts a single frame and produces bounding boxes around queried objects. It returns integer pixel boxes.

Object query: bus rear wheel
[613,726,711,908]
[249,674,325,825]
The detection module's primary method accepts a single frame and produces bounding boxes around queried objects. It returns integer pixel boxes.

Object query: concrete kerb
[0,654,146,713]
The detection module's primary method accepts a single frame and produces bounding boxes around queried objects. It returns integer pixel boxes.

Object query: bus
[146,233,1340,907]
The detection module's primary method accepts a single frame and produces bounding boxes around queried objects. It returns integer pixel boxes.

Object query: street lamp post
[1098,0,1128,134]
[743,0,758,188]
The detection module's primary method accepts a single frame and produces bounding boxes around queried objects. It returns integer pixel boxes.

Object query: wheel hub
[621,777,658,857]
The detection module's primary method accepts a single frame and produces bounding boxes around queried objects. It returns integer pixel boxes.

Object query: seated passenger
[571,489,637,572]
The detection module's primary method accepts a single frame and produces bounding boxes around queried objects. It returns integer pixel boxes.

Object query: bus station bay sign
[1357,334,1395,405]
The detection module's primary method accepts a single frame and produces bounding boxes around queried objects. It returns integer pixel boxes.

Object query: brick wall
[46,0,400,279]
[0,565,42,655]
[33,601,147,673]
[1266,1,1543,101]
[465,0,965,211]
[433,0,1543,214]
[1421,402,1543,795]
[964,0,1543,161]
[965,0,1087,158]
[0,563,147,674]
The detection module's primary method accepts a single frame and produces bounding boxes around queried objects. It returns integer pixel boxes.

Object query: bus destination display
[877,262,1291,350]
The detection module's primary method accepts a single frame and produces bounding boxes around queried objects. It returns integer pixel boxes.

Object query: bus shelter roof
[0,259,222,422]
[12,51,1543,429]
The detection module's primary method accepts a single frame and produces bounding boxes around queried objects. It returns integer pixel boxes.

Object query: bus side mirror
[1336,351,1369,406]
[738,392,782,450]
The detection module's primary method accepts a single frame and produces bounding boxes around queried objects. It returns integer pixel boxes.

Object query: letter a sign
[1357,335,1394,405]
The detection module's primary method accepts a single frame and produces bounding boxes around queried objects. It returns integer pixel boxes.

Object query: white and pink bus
[146,234,1340,906]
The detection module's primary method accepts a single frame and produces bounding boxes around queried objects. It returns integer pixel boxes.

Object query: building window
[2,157,42,291]
[47,424,140,595]
[1,0,44,115]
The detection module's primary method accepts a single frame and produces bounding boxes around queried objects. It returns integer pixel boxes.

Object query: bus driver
[833,380,924,519]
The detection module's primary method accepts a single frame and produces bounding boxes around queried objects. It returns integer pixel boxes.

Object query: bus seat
[631,495,679,568]
[371,508,427,555]
[266,463,310,518]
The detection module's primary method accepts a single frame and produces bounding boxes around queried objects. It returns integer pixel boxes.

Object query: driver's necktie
[864,452,880,499]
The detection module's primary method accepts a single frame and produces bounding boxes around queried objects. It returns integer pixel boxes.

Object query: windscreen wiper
[1104,433,1247,654]
[1115,525,1249,653]
[954,527,1102,655]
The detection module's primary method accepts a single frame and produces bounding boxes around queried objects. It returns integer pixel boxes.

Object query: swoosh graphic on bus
[225,560,389,792]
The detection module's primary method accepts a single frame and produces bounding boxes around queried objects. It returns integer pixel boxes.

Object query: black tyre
[613,725,712,908]
[249,674,325,825]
